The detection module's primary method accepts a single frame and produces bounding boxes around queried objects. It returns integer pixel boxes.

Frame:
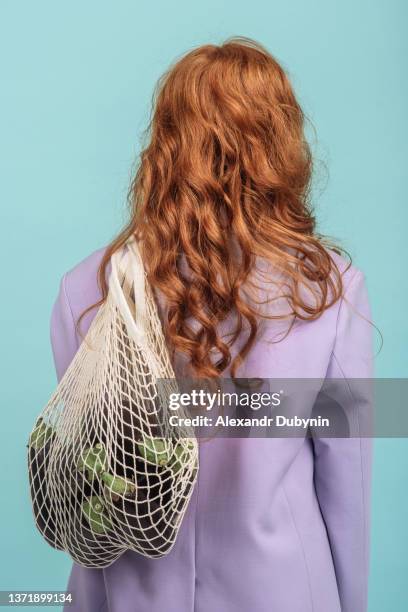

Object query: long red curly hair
[78,37,347,378]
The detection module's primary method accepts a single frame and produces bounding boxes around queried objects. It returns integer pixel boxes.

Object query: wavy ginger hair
[78,37,346,378]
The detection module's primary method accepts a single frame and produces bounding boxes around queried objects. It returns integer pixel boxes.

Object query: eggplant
[29,418,55,451]
[81,495,112,535]
[136,436,172,467]
[67,503,123,567]
[101,471,136,501]
[77,443,107,480]
[106,486,175,556]
[28,440,62,550]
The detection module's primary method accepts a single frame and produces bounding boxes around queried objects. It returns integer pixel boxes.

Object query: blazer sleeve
[50,274,80,382]
[312,270,373,612]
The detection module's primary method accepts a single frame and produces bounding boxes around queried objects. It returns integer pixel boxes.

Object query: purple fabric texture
[49,246,373,612]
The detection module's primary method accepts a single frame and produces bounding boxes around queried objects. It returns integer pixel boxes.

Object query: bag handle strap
[109,236,147,344]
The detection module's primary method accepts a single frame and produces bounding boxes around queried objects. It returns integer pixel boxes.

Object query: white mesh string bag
[27,236,199,568]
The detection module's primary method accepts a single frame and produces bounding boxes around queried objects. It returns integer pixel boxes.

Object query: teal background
[1,0,407,610]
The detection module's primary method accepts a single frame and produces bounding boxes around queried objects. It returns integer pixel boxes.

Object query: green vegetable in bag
[137,436,172,466]
[29,418,54,450]
[77,443,107,480]
[101,472,136,500]
[169,440,197,474]
[82,495,112,534]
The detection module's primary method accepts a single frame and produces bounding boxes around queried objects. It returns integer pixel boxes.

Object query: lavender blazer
[50,246,373,612]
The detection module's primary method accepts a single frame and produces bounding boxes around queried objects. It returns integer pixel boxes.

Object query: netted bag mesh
[27,236,198,568]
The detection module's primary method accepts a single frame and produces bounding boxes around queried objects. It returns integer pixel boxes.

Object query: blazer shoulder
[327,249,366,310]
[62,245,110,325]
[326,248,364,289]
